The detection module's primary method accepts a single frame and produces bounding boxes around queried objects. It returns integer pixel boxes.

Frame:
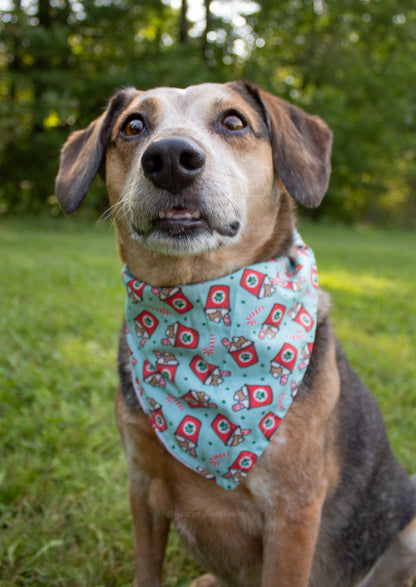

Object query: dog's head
[55,81,332,283]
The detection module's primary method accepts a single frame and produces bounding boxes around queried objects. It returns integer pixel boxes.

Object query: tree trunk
[202,0,212,60]
[180,0,189,43]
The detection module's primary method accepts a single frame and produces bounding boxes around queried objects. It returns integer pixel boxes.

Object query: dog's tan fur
[56,81,416,586]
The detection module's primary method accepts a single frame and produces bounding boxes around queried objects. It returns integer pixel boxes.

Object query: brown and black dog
[55,81,416,587]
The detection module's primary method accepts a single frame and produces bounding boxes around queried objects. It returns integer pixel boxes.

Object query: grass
[1,216,415,586]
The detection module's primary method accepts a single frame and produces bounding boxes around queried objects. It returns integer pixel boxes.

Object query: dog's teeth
[159,209,201,220]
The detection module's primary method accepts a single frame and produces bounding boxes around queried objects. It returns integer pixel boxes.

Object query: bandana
[122,231,318,490]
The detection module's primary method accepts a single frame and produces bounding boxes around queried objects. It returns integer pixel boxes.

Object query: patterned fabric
[122,231,318,490]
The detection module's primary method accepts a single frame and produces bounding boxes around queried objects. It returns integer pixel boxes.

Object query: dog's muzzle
[127,135,241,253]
[138,136,239,241]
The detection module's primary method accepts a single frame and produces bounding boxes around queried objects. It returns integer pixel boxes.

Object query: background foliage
[0,0,416,223]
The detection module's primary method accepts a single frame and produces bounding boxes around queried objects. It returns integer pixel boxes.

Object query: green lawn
[1,217,415,586]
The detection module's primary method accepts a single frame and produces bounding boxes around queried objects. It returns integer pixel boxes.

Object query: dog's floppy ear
[55,88,138,213]
[232,81,332,207]
[261,87,332,207]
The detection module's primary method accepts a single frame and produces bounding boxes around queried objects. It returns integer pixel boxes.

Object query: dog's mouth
[127,194,242,255]
[155,207,209,234]
[131,205,240,248]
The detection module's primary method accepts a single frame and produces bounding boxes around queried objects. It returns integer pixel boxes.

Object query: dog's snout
[141,137,206,193]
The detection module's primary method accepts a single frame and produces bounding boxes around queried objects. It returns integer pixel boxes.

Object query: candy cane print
[246,305,264,326]
[149,306,171,315]
[210,451,229,466]
[202,334,216,355]
[166,394,184,411]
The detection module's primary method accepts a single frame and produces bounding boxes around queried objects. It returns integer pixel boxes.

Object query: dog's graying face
[56,81,332,272]
[107,83,273,257]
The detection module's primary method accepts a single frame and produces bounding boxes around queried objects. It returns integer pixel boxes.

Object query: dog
[55,81,416,586]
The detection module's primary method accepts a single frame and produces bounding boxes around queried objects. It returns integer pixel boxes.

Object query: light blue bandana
[122,231,318,490]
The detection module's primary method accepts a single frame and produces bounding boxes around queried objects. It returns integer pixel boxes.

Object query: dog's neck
[115,192,294,287]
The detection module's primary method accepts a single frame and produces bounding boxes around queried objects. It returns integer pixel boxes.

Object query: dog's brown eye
[123,117,145,137]
[221,114,246,132]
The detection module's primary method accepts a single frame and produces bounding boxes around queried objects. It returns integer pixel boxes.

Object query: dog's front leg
[129,470,170,587]
[261,496,323,587]
[115,388,170,587]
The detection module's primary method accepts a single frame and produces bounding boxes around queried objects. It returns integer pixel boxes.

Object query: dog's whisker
[97,210,112,224]
[98,197,131,224]
[98,202,121,223]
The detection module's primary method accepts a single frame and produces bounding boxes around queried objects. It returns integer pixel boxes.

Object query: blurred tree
[240,0,416,224]
[0,0,178,213]
[0,0,415,224]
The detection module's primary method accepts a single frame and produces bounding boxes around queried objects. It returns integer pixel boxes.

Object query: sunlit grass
[301,221,416,465]
[1,217,415,585]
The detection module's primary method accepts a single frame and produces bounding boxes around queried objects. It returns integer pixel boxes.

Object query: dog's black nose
[141,137,206,193]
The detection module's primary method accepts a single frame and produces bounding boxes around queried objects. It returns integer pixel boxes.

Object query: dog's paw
[189,574,220,587]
